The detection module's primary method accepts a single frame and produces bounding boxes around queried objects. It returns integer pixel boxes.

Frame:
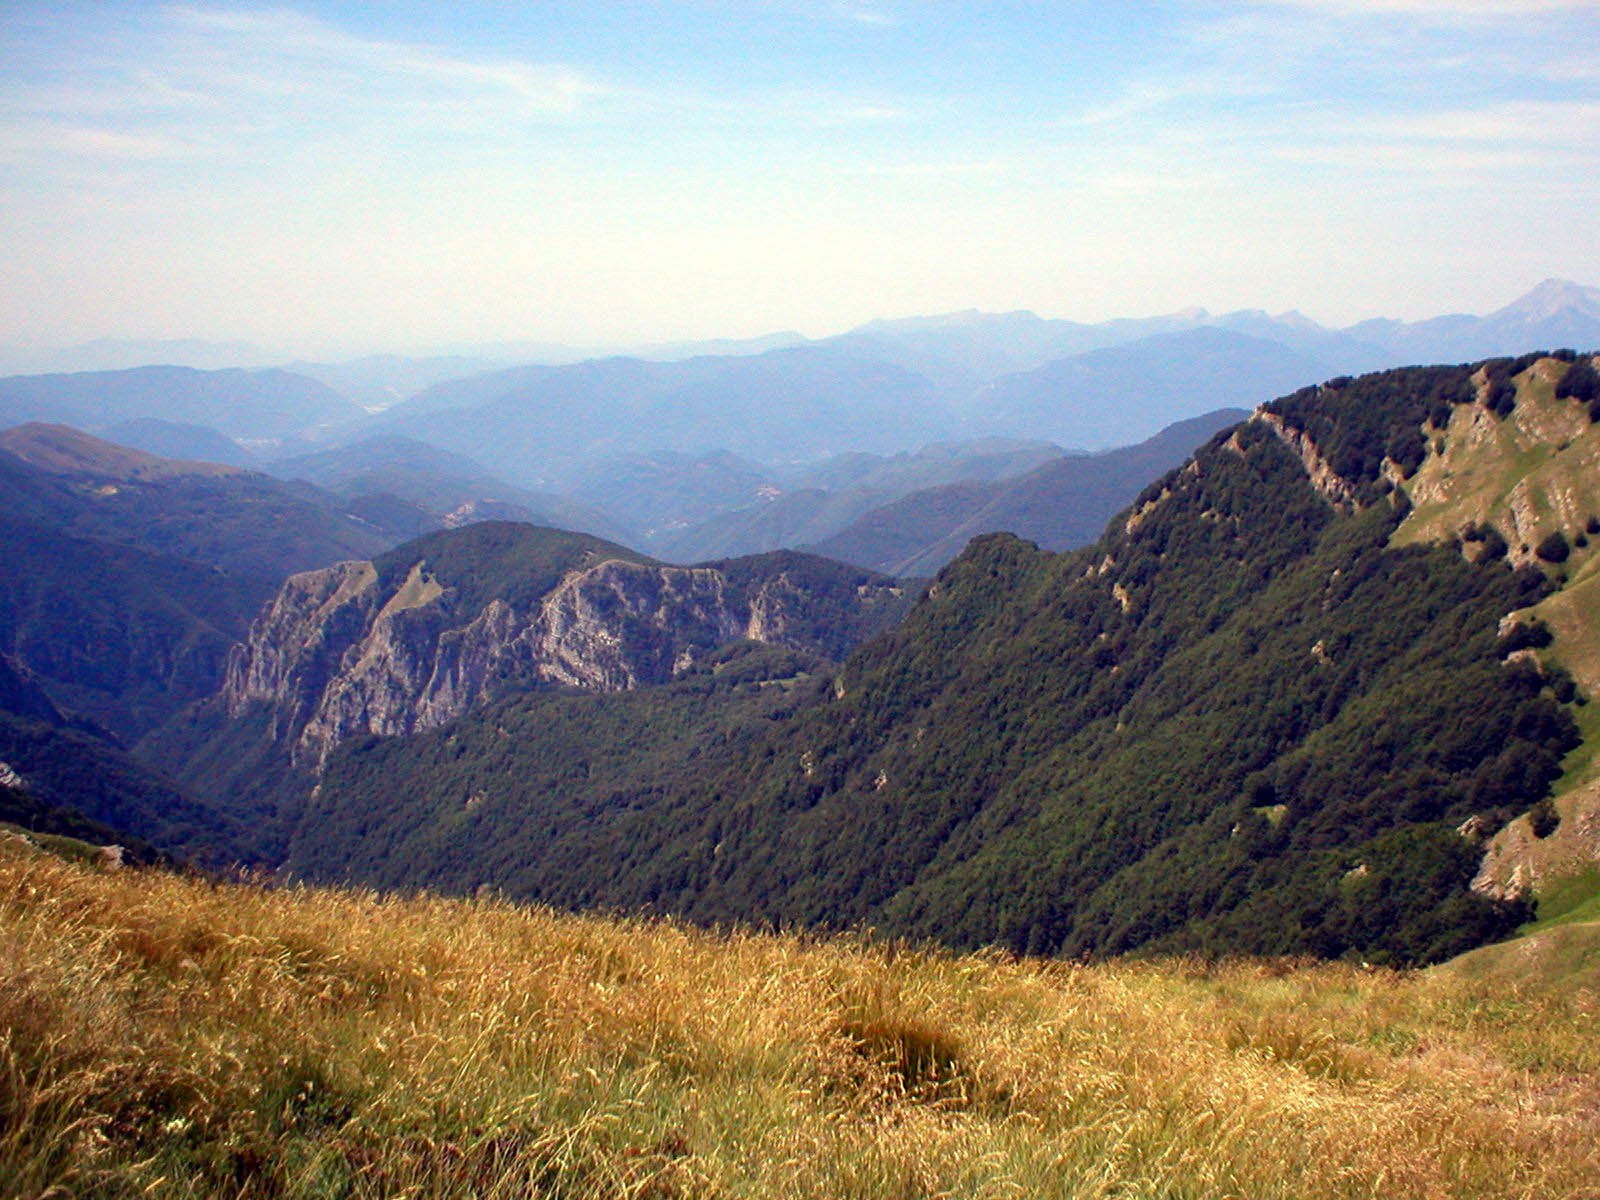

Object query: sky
[1,0,1598,358]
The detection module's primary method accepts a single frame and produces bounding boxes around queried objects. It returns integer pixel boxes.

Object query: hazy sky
[2,1,1597,356]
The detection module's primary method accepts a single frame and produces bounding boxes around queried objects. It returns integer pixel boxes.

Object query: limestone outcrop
[223,534,905,767]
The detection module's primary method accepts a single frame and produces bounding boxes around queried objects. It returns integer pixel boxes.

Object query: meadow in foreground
[3,836,1597,1199]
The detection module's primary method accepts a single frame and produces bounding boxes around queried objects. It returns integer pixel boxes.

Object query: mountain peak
[1490,278,1600,324]
[1272,309,1322,331]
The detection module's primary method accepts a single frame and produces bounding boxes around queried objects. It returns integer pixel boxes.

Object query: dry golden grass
[3,838,1599,1199]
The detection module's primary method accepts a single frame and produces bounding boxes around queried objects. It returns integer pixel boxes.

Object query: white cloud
[1091,168,1233,195]
[1070,0,1600,188]
[1272,141,1565,173]
[1374,100,1600,145]
[835,103,910,122]
[1070,73,1277,128]
[0,4,612,176]
[0,122,211,164]
[1541,56,1600,82]
[780,1,902,26]
[167,5,605,116]
[844,158,1009,178]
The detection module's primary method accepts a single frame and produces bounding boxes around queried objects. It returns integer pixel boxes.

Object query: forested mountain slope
[289,357,1597,965]
[0,653,248,864]
[0,426,408,865]
[0,513,265,741]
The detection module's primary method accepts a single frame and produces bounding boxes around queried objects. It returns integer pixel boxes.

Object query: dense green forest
[289,641,830,898]
[0,779,171,866]
[289,362,1587,964]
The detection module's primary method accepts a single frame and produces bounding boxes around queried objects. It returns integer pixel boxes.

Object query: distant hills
[0,365,364,442]
[364,316,1349,485]
[0,337,273,375]
[4,280,1600,556]
[261,435,632,546]
[284,355,500,413]
[0,423,391,579]
[100,418,261,468]
[654,436,1066,563]
[969,328,1319,447]
[376,344,961,476]
[807,409,1247,576]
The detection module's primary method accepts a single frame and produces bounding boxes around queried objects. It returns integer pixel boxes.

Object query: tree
[1535,531,1570,564]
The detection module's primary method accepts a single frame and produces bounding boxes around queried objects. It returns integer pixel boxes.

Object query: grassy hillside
[1386,354,1600,954]
[4,838,1597,1200]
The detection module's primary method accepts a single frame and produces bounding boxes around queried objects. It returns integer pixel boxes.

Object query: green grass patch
[1551,697,1600,795]
[0,821,103,865]
[1527,867,1600,932]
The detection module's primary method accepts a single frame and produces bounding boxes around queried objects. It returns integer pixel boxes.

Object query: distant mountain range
[7,276,1597,433]
[805,409,1248,576]
[3,278,1598,567]
[375,344,961,475]
[0,365,364,441]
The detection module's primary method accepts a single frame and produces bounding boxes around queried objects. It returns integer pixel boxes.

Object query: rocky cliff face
[224,541,906,767]
[1254,410,1360,510]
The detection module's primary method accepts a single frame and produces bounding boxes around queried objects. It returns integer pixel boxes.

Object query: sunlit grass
[3,839,1598,1198]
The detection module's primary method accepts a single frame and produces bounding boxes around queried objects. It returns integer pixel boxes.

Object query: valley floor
[3,838,1598,1199]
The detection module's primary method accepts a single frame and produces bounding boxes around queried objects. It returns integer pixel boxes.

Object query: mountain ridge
[217,522,913,770]
[0,364,364,441]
